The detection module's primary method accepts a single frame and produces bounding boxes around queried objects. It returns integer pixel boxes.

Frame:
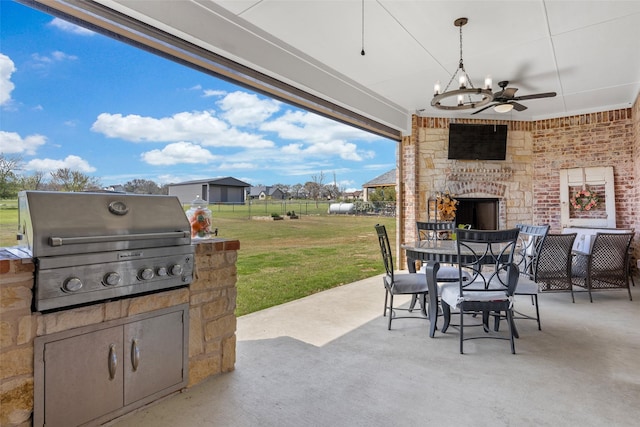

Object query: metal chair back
[416,221,456,241]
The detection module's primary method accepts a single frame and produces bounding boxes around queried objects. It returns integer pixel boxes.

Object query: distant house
[168,177,250,204]
[343,190,363,201]
[248,185,286,200]
[362,169,396,202]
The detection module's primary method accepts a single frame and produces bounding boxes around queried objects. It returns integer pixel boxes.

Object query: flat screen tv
[447,124,508,160]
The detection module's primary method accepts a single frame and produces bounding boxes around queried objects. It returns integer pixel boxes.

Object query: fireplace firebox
[455,198,499,230]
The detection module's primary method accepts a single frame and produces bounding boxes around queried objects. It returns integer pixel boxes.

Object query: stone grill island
[0,239,239,426]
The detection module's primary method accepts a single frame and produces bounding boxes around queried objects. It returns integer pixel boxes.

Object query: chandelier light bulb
[484,76,492,90]
[459,75,466,89]
[457,95,464,106]
[434,81,441,95]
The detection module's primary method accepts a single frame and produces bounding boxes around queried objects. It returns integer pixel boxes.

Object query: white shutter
[560,166,615,228]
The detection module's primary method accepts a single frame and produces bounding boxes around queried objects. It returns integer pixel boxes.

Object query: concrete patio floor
[110,274,640,427]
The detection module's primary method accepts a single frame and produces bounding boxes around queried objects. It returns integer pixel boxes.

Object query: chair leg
[441,301,451,333]
[408,294,417,312]
[569,280,575,303]
[482,311,490,333]
[383,288,389,316]
[507,309,516,354]
[533,295,541,330]
[459,307,464,354]
[427,283,439,338]
[420,293,428,317]
[387,294,394,330]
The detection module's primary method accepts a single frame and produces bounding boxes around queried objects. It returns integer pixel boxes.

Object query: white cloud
[51,51,78,61]
[281,140,374,161]
[29,51,78,75]
[218,91,280,127]
[92,110,274,148]
[258,109,381,161]
[49,18,95,36]
[0,131,46,155]
[31,51,77,65]
[0,54,16,106]
[141,141,217,165]
[203,89,226,97]
[24,155,96,172]
[260,110,381,143]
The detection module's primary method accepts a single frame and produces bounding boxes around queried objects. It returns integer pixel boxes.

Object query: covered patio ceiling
[20,1,640,139]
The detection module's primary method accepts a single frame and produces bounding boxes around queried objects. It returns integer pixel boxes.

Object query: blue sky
[0,1,396,191]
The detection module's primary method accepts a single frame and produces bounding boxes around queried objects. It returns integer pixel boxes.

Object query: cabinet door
[124,310,186,405]
[43,327,123,427]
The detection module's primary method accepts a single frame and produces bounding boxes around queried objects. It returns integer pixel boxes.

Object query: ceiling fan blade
[513,92,557,101]
[501,87,518,99]
[511,102,528,111]
[471,103,497,115]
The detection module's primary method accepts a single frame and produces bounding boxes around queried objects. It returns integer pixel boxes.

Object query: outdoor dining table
[401,239,516,337]
[401,239,511,272]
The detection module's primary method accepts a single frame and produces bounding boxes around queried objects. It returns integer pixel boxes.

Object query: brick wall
[401,92,639,265]
[532,110,635,231]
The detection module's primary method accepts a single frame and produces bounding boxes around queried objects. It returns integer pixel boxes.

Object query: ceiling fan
[472,81,556,114]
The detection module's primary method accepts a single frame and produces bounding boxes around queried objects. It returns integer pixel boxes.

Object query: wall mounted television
[447,124,508,160]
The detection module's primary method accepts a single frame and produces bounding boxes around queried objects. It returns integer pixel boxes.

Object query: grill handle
[49,231,190,247]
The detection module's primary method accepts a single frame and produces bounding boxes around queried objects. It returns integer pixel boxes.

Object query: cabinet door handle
[108,344,117,380]
[131,339,140,372]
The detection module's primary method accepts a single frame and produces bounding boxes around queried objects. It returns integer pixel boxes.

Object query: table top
[402,240,504,254]
[402,239,513,268]
[402,239,457,253]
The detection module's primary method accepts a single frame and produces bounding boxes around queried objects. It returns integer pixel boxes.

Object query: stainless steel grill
[18,191,194,312]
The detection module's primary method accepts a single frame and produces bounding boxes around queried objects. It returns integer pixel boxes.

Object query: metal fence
[201,200,396,218]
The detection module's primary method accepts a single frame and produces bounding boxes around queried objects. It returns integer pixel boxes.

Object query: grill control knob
[169,264,183,276]
[139,268,154,280]
[104,272,121,286]
[157,266,168,277]
[63,277,83,292]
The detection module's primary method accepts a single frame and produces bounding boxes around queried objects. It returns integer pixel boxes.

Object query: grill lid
[18,191,191,257]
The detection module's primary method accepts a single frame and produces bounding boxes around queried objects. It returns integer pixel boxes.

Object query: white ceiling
[34,0,640,135]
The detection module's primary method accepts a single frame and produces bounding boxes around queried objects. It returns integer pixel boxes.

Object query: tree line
[1,154,396,201]
[0,154,169,197]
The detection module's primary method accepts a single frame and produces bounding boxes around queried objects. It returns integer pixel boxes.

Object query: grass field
[0,199,395,316]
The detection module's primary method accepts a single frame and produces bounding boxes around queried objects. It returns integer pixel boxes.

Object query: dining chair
[571,232,635,302]
[409,221,471,320]
[511,224,550,330]
[439,228,521,354]
[534,233,577,302]
[375,224,429,330]
[416,221,472,281]
[416,221,456,241]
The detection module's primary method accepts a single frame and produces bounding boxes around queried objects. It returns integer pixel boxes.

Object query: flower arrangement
[570,189,599,211]
[435,191,458,221]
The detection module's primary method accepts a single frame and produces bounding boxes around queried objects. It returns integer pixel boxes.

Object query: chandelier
[431,18,494,111]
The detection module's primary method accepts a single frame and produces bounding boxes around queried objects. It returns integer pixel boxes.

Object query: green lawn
[207,214,394,316]
[0,199,394,316]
